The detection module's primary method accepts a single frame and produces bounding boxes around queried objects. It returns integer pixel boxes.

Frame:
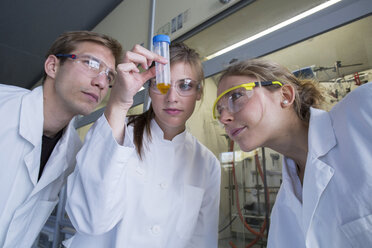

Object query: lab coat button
[151,225,161,235]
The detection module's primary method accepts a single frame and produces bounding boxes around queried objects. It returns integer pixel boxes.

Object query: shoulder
[186,132,221,169]
[326,83,372,158]
[330,83,372,124]
[0,84,30,101]
[342,82,371,103]
[187,133,216,157]
[349,82,372,96]
[0,85,32,115]
[331,83,372,114]
[0,83,29,92]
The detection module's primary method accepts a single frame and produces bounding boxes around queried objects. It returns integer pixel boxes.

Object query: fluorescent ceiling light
[205,0,342,60]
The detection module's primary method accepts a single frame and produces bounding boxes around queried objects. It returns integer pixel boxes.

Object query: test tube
[153,34,171,94]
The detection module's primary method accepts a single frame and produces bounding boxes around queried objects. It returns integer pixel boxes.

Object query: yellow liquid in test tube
[157,83,170,94]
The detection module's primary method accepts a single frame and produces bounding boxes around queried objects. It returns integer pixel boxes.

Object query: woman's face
[150,62,201,138]
[217,75,281,152]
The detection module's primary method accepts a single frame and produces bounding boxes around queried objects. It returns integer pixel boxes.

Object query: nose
[165,84,178,102]
[91,72,108,89]
[219,108,234,125]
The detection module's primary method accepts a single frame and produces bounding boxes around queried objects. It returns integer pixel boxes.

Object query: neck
[163,126,185,141]
[268,115,309,174]
[42,81,74,137]
[154,117,185,141]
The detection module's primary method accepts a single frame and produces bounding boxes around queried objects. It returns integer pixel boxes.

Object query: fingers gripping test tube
[153,34,171,94]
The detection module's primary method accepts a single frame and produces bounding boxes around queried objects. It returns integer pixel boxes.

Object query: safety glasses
[212,81,283,120]
[149,78,201,96]
[56,54,117,86]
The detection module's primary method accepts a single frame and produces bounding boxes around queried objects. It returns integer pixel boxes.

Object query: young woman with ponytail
[65,43,221,248]
[213,58,372,247]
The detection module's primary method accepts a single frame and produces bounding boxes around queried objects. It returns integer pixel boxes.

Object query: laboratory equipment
[152,34,171,94]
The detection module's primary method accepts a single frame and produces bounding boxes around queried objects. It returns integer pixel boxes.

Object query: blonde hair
[219,58,325,123]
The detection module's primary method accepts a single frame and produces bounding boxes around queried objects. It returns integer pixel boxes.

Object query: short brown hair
[42,30,123,83]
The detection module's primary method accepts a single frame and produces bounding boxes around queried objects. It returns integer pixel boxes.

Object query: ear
[44,55,59,80]
[195,83,203,101]
[280,84,295,108]
[196,88,202,101]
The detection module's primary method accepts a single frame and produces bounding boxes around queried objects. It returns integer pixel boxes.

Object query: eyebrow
[174,78,197,82]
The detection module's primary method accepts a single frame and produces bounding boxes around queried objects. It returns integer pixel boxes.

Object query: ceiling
[0,0,123,89]
[184,0,372,83]
[1,0,370,91]
[262,15,372,82]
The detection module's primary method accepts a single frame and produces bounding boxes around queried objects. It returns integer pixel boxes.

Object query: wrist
[106,99,133,114]
[104,101,129,144]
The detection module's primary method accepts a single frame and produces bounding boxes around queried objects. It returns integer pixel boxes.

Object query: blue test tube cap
[153,34,171,45]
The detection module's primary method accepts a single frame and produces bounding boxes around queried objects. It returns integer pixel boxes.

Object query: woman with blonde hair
[213,58,372,247]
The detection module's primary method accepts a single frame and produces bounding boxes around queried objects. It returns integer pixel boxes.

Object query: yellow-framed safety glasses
[212,81,283,120]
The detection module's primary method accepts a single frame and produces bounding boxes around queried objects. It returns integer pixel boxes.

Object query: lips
[164,108,182,115]
[229,126,246,137]
[83,91,99,102]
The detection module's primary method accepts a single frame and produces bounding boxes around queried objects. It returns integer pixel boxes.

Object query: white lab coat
[65,115,221,248]
[0,85,82,247]
[268,82,372,248]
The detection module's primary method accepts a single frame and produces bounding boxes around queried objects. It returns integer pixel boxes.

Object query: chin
[164,116,187,126]
[235,140,258,152]
[77,106,95,116]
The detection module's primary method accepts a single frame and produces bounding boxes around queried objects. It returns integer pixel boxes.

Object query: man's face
[53,41,116,116]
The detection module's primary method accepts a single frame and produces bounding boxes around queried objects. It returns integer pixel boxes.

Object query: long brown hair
[219,58,324,123]
[128,42,204,159]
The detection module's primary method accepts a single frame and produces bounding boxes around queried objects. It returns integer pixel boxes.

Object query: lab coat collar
[19,86,44,147]
[302,107,336,243]
[31,118,81,196]
[307,107,336,157]
[150,118,187,144]
[18,86,82,190]
[19,86,44,186]
[281,158,303,221]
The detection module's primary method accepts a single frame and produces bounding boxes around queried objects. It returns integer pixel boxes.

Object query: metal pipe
[148,0,156,51]
[143,0,156,112]
[261,147,270,237]
[52,185,67,248]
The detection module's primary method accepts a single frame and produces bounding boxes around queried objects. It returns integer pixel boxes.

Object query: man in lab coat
[0,31,122,247]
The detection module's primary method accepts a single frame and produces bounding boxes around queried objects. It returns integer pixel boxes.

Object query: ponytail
[127,105,154,160]
[294,78,324,122]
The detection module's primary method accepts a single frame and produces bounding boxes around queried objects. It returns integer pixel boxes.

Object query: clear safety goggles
[212,81,283,120]
[149,78,201,97]
[56,54,117,86]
